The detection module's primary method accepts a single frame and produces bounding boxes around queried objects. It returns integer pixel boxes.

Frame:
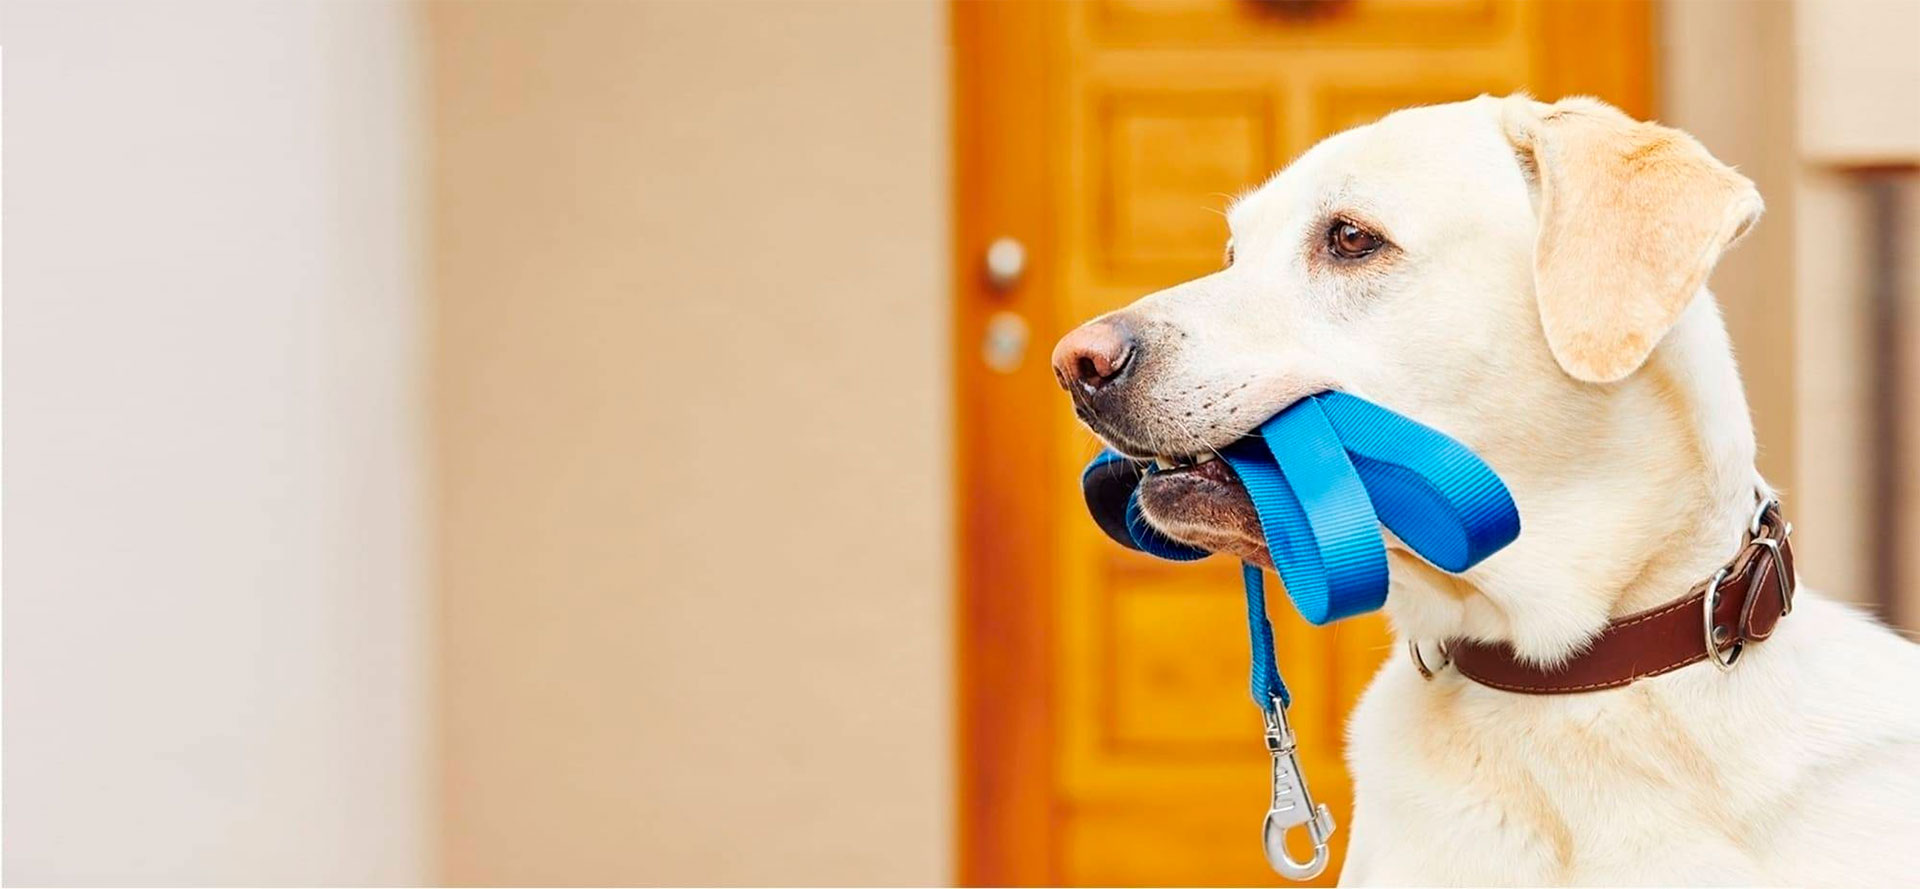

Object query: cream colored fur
[1075,95,1920,885]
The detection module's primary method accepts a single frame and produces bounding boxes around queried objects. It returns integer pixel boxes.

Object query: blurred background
[3,0,1916,885]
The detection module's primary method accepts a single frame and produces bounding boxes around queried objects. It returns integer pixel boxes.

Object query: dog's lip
[1087,390,1338,564]
[1144,455,1237,485]
[1133,454,1272,567]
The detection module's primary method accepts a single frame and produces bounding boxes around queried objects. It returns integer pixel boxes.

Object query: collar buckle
[1711,499,1795,670]
[1441,494,1799,694]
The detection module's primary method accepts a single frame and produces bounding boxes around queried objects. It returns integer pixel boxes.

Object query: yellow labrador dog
[1051,95,1920,886]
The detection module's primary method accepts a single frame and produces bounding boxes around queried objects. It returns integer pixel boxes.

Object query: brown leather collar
[1440,500,1796,694]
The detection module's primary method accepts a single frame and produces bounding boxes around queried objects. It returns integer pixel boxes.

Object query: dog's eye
[1223,242,1235,267]
[1328,220,1384,259]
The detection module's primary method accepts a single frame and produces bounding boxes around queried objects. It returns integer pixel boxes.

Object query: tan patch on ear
[1503,96,1764,383]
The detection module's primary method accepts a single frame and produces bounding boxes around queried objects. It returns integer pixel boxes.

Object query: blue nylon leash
[1242,563,1289,708]
[1078,390,1520,880]
[1083,391,1520,713]
[1226,396,1390,629]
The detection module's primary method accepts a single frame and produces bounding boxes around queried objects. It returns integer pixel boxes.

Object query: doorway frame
[950,4,1654,882]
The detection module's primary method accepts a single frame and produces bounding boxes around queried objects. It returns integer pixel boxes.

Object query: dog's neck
[1389,293,1766,665]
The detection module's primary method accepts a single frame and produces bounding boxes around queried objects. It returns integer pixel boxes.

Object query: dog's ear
[1502,96,1763,383]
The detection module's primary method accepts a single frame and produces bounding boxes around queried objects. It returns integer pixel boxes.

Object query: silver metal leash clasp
[1260,697,1335,881]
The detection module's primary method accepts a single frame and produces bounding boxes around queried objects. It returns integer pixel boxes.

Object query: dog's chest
[1343,668,1771,884]
[1340,597,1920,887]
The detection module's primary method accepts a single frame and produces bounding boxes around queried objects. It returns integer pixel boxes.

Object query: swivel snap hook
[1260,698,1335,881]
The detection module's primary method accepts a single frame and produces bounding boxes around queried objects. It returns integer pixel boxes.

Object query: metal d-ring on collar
[1408,639,1452,679]
[1702,566,1741,671]
[1707,497,1793,671]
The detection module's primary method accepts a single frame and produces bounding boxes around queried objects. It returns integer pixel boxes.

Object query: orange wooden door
[954,3,1651,885]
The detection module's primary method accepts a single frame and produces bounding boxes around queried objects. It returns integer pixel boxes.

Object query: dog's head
[1053,95,1762,572]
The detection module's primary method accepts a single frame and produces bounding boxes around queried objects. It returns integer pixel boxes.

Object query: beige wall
[1661,0,1800,508]
[3,1,430,883]
[1666,0,1920,616]
[428,2,951,884]
[1792,0,1920,618]
[1797,0,1920,166]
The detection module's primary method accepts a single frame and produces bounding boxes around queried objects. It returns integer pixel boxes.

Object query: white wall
[2,2,429,884]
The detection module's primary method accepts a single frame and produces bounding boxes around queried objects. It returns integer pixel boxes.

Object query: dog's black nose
[1051,319,1137,395]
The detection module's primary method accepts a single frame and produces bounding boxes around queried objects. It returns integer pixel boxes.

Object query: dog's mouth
[1087,448,1273,568]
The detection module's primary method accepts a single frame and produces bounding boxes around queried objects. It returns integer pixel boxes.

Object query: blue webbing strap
[1224,397,1390,627]
[1087,390,1520,715]
[1316,392,1520,573]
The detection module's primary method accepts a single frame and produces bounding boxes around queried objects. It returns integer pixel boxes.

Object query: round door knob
[983,237,1027,292]
[982,310,1029,374]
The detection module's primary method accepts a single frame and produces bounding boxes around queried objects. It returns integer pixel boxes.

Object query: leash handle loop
[1223,397,1389,626]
